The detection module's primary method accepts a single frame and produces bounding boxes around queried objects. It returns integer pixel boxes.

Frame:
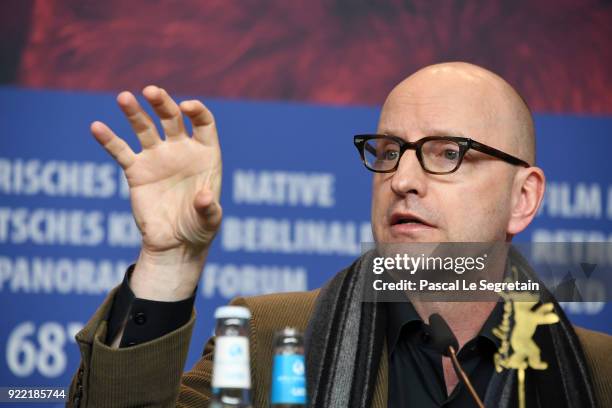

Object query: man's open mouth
[390,213,432,227]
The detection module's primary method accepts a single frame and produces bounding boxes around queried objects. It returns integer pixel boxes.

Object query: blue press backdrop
[0,87,610,398]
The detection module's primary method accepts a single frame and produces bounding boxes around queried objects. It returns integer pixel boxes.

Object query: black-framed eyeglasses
[353,134,530,174]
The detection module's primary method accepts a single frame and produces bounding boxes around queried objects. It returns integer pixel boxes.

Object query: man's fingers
[142,85,186,139]
[179,100,220,147]
[90,121,136,169]
[116,91,161,149]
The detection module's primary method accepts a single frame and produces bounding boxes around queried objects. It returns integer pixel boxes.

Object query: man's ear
[507,167,545,235]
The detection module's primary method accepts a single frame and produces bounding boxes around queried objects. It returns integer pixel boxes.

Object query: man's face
[371,69,520,243]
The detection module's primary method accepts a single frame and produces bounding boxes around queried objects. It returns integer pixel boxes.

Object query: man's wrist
[131,246,207,301]
[105,265,197,347]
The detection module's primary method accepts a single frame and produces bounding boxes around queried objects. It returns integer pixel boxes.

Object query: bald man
[68,63,610,407]
[371,63,544,401]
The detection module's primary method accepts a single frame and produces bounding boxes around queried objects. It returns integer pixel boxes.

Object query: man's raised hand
[90,86,222,301]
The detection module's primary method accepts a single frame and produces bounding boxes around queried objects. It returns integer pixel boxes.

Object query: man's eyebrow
[422,127,467,138]
[377,128,403,136]
[378,127,467,138]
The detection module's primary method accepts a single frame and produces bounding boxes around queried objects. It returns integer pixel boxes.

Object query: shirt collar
[386,301,422,355]
[386,301,504,355]
[477,301,504,350]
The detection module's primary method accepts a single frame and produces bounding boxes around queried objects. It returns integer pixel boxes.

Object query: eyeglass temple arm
[364,142,377,156]
[470,140,530,167]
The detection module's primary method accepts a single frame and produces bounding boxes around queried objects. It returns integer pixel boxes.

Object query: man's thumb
[194,188,222,230]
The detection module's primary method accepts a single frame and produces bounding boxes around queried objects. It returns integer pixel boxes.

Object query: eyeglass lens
[363,138,462,173]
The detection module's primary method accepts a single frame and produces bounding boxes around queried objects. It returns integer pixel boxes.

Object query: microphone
[429,313,485,408]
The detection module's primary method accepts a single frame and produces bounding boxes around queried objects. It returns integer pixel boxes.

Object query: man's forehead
[377,124,469,139]
[378,86,523,147]
[377,93,495,141]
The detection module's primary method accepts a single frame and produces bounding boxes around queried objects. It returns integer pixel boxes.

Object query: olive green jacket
[68,287,612,407]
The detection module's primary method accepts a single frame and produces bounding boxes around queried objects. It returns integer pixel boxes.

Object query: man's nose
[389,149,427,196]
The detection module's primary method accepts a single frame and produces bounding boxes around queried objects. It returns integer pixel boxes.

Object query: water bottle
[270,327,307,407]
[211,306,252,407]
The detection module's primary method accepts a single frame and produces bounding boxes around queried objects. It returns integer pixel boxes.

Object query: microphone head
[428,313,459,357]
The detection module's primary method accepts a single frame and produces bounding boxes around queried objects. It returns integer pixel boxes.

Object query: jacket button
[134,312,146,325]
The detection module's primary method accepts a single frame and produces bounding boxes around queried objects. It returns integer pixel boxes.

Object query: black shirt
[386,301,502,407]
[105,265,195,347]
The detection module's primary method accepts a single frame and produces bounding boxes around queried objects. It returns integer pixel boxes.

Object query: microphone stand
[429,313,486,408]
[446,345,485,408]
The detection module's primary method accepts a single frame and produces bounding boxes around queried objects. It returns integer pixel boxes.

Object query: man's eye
[443,150,459,161]
[384,150,399,160]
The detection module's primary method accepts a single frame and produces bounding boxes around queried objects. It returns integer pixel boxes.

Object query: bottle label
[212,336,251,389]
[270,354,306,405]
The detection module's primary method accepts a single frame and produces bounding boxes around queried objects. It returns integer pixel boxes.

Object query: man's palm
[90,86,222,255]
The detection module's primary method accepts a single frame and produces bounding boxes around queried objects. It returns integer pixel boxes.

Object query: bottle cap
[277,327,301,337]
[214,305,251,320]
